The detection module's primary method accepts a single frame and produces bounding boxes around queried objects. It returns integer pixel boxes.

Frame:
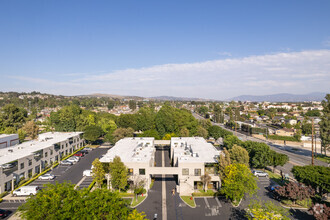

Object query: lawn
[192,190,215,197]
[265,170,288,186]
[118,192,134,197]
[180,196,196,208]
[131,195,146,207]
[316,154,330,163]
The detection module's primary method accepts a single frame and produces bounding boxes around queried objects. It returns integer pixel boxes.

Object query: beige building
[0,132,84,194]
[100,137,221,195]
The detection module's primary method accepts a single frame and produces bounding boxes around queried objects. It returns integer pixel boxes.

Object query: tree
[109,156,128,192]
[291,165,330,195]
[223,135,243,149]
[128,100,137,111]
[179,127,189,137]
[92,158,105,188]
[18,182,143,220]
[229,145,249,166]
[319,94,330,155]
[127,209,147,220]
[117,114,137,130]
[112,127,134,143]
[83,125,103,143]
[162,133,176,140]
[276,182,315,204]
[138,129,160,139]
[310,203,330,220]
[269,151,289,172]
[136,107,155,131]
[199,119,212,130]
[130,175,146,202]
[196,126,208,139]
[219,148,231,178]
[49,105,82,132]
[17,128,26,142]
[246,199,290,220]
[208,125,232,140]
[302,123,312,135]
[22,121,39,139]
[197,106,209,117]
[107,100,115,110]
[305,109,321,117]
[221,163,258,205]
[200,173,211,191]
[0,104,27,131]
[243,141,272,168]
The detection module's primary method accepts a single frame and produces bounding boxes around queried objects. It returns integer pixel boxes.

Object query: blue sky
[0,0,329,99]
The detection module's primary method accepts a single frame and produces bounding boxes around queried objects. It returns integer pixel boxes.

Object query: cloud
[6,50,330,99]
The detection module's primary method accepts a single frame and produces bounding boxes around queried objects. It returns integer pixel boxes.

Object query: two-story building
[0,132,84,194]
[99,137,221,195]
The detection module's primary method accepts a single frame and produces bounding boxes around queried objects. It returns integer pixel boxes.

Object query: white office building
[0,132,84,194]
[100,137,221,195]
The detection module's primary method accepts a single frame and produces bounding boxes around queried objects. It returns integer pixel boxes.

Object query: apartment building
[0,132,84,194]
[100,137,221,195]
[0,134,19,149]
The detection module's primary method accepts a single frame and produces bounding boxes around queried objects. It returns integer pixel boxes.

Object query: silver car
[253,170,268,177]
[38,174,55,180]
[60,160,73,165]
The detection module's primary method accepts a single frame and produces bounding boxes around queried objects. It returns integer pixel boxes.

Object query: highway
[193,113,328,178]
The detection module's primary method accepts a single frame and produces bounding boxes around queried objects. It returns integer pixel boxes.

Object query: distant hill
[150,96,211,101]
[229,92,327,102]
[78,93,144,100]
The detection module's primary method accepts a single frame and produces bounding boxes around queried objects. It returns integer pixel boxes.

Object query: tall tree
[92,158,105,188]
[128,100,137,111]
[269,151,289,172]
[109,156,128,192]
[0,104,27,131]
[112,127,134,143]
[200,173,211,191]
[83,125,103,144]
[23,121,39,139]
[229,145,249,166]
[221,163,258,205]
[196,126,208,139]
[319,94,330,155]
[219,148,231,178]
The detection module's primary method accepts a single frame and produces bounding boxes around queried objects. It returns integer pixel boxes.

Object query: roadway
[193,113,328,178]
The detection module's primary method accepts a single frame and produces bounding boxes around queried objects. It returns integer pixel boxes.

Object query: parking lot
[0,147,109,219]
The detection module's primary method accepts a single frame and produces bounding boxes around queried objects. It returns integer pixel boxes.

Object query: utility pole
[311,118,314,166]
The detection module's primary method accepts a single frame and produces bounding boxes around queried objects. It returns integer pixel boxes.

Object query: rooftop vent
[8,149,13,153]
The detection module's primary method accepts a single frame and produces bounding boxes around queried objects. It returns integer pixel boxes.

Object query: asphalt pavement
[0,147,109,219]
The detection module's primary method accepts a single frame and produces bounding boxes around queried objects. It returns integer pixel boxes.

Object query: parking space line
[215,197,222,207]
[204,197,210,208]
[74,176,86,189]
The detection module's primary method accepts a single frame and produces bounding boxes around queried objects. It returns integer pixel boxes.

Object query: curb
[131,194,148,208]
[179,196,196,208]
[280,203,309,210]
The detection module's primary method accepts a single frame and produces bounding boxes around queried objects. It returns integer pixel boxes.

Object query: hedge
[265,135,300,142]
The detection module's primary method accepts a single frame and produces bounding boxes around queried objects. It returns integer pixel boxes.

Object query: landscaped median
[180,196,196,208]
[131,195,146,207]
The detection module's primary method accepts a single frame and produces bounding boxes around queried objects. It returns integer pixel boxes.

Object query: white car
[253,170,268,177]
[13,186,40,196]
[1,163,15,169]
[60,160,73,165]
[84,147,93,151]
[67,156,79,164]
[38,174,55,180]
[83,170,93,177]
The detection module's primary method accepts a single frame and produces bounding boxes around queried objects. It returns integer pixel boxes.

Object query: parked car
[74,152,84,157]
[12,186,40,196]
[268,184,280,192]
[38,174,55,180]
[1,163,14,169]
[83,170,93,177]
[84,147,93,152]
[253,170,268,177]
[79,150,89,155]
[60,160,73,165]
[0,209,10,219]
[67,157,79,163]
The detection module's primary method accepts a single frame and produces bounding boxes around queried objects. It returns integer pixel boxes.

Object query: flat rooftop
[171,137,220,163]
[100,137,155,163]
[0,134,18,139]
[0,132,82,165]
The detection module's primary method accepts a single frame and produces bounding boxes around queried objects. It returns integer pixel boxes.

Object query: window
[28,169,33,178]
[182,168,189,175]
[28,159,32,166]
[139,169,145,175]
[20,162,24,169]
[50,150,53,155]
[128,168,133,176]
[194,169,201,176]
[45,152,48,158]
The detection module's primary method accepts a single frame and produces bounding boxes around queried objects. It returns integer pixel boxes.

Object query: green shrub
[266,135,300,142]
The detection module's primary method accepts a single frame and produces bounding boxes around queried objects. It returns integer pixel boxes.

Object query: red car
[74,152,84,157]
[0,209,10,219]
